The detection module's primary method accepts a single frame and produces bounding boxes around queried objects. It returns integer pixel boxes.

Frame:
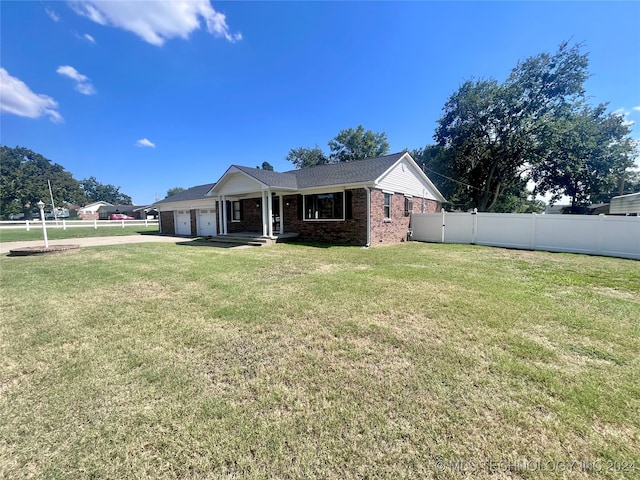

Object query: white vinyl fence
[0,219,158,231]
[411,211,640,260]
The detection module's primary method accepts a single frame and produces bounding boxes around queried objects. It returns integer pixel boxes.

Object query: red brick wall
[190,210,197,236]
[283,190,368,245]
[369,190,440,245]
[160,211,175,235]
[369,190,410,244]
[412,196,440,214]
[217,190,440,245]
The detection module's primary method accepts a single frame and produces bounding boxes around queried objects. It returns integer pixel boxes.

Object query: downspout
[364,186,371,247]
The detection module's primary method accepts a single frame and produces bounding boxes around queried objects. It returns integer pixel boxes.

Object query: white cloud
[84,33,96,44]
[633,106,640,112]
[0,68,63,123]
[56,65,96,95]
[135,138,156,148]
[69,0,241,46]
[45,7,60,22]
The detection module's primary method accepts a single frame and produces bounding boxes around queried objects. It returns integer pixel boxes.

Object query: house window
[304,192,344,220]
[232,201,241,221]
[384,193,392,219]
[404,197,413,216]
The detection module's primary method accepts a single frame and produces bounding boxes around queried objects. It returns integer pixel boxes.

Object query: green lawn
[1,242,638,479]
[0,225,159,242]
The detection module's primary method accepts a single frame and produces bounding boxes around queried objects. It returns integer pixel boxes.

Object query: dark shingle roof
[287,152,405,188]
[154,183,215,204]
[218,153,405,190]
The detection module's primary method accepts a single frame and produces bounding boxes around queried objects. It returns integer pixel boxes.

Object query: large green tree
[531,104,637,211]
[328,125,390,163]
[165,187,185,198]
[80,176,132,205]
[285,146,329,169]
[286,125,389,168]
[433,42,618,212]
[0,146,86,219]
[413,144,545,212]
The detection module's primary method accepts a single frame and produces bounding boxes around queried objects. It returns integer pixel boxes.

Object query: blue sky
[1,1,639,205]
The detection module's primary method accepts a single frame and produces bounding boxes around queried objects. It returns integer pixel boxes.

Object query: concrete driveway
[0,235,193,255]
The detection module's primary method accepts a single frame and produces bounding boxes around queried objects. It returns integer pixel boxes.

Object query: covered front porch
[209,165,299,239]
[215,191,295,238]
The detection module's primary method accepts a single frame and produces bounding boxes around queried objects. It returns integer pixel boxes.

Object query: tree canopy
[328,125,390,163]
[286,125,389,168]
[166,187,186,198]
[286,146,329,169]
[256,161,274,171]
[0,146,86,219]
[80,176,132,205]
[0,145,134,219]
[432,41,637,212]
[531,103,636,210]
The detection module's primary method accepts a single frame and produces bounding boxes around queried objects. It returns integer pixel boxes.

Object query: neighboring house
[610,192,640,215]
[77,201,113,220]
[133,206,158,219]
[544,203,611,215]
[154,152,445,245]
[154,183,217,236]
[96,204,146,220]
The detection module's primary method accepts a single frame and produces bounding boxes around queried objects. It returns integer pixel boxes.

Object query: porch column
[279,194,284,235]
[221,196,228,235]
[267,190,274,238]
[216,198,222,235]
[261,191,268,237]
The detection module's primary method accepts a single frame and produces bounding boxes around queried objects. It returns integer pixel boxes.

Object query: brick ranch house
[154,152,445,246]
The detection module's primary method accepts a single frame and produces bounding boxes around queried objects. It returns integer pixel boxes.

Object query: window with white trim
[304,192,344,220]
[231,201,241,221]
[404,197,413,216]
[384,193,392,219]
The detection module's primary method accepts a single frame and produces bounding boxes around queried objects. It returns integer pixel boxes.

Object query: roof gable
[374,153,446,202]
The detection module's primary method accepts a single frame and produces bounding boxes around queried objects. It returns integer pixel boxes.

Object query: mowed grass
[0,225,159,242]
[1,242,638,479]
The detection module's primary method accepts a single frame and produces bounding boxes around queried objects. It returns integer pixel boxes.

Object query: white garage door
[197,209,217,236]
[175,210,191,235]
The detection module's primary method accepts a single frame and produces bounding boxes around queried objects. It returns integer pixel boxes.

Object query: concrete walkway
[0,235,193,255]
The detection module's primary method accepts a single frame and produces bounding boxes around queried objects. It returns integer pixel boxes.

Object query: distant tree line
[0,145,132,219]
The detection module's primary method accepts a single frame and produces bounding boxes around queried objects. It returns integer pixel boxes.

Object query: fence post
[94,219,98,229]
[121,220,125,228]
[471,208,478,244]
[26,220,30,232]
[597,214,605,254]
[144,218,148,227]
[530,213,537,250]
[441,209,446,243]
